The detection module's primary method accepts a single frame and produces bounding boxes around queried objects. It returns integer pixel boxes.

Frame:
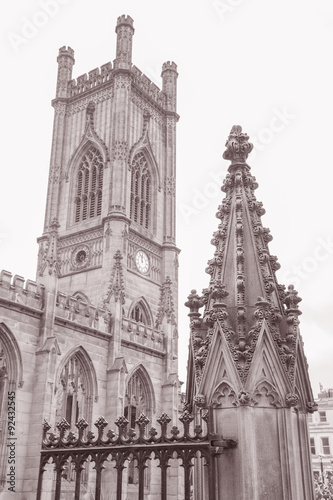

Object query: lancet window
[75,146,104,223]
[130,152,151,229]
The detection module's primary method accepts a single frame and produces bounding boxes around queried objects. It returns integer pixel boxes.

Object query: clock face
[135,250,149,274]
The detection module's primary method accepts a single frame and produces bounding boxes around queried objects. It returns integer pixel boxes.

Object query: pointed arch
[129,151,154,230]
[0,322,23,388]
[72,291,91,305]
[128,296,153,326]
[0,323,23,488]
[124,364,155,486]
[211,379,239,408]
[70,142,105,223]
[125,363,156,418]
[54,346,98,428]
[129,142,161,190]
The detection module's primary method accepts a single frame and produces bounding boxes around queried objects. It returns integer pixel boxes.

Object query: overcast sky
[1,0,333,395]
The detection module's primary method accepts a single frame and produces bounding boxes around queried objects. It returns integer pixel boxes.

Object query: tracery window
[124,369,152,486]
[75,146,104,223]
[130,152,151,229]
[55,355,88,428]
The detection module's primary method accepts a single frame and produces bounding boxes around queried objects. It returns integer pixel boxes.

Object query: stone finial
[223,125,253,165]
[185,290,203,314]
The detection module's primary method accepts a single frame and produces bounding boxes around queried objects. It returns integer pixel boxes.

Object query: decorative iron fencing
[37,410,236,500]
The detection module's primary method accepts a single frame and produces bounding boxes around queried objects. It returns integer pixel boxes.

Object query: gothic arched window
[0,327,22,491]
[130,152,151,229]
[55,354,91,428]
[124,367,153,486]
[130,303,150,325]
[75,146,104,223]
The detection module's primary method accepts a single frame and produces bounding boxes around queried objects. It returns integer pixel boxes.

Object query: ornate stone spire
[186,126,311,398]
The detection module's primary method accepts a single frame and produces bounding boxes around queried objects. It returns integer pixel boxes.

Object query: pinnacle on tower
[114,14,135,70]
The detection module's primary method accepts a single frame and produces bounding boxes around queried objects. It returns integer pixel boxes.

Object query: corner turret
[161,61,178,112]
[56,46,75,98]
[114,14,135,70]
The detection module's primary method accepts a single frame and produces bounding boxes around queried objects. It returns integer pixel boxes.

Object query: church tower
[185,126,317,499]
[36,12,180,425]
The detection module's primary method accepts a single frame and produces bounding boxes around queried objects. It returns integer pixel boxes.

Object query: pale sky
[1,0,333,395]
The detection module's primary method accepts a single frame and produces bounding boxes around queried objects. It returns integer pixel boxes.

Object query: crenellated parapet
[0,270,44,310]
[54,16,177,114]
[55,291,111,333]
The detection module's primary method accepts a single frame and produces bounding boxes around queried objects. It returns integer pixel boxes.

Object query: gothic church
[0,12,317,500]
[0,14,181,499]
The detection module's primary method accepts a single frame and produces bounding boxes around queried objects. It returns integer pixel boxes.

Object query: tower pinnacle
[114,14,135,70]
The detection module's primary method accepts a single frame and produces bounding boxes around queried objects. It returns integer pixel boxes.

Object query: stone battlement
[67,62,168,108]
[68,62,113,96]
[55,291,111,333]
[58,46,75,58]
[131,65,167,107]
[162,61,178,73]
[0,270,44,309]
[116,14,134,28]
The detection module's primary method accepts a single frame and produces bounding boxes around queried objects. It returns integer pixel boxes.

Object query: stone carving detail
[131,92,164,125]
[53,102,67,116]
[223,125,253,165]
[238,390,251,405]
[104,250,125,304]
[193,394,206,407]
[285,393,299,407]
[155,277,176,329]
[165,176,175,196]
[66,87,114,117]
[38,218,61,277]
[253,381,282,408]
[58,231,103,276]
[166,116,177,129]
[112,141,128,162]
[49,165,62,184]
[71,245,90,270]
[115,75,131,90]
[58,229,103,250]
[211,381,238,408]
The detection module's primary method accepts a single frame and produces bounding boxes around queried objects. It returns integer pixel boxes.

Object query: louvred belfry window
[130,152,151,229]
[75,147,104,222]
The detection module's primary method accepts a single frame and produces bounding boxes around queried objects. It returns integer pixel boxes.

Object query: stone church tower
[185,126,317,500]
[0,15,181,499]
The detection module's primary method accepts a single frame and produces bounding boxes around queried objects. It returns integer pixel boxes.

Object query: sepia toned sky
[1,0,333,394]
